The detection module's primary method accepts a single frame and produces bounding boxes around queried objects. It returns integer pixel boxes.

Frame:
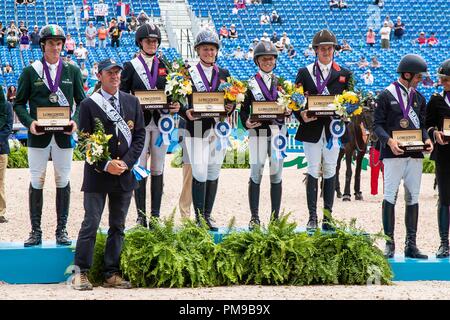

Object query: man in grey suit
[72,59,145,290]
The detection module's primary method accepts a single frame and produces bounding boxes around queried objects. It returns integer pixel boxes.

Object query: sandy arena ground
[1,155,450,300]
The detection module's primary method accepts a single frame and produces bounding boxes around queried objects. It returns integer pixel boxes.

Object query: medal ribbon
[42,58,63,94]
[394,81,415,121]
[315,61,332,94]
[138,54,159,89]
[196,64,219,92]
[255,73,278,101]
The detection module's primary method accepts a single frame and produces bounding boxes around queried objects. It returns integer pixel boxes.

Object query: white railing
[164,11,180,51]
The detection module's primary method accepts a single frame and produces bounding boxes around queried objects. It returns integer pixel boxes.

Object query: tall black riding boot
[382,200,395,258]
[150,174,163,218]
[248,179,261,230]
[56,183,71,246]
[204,179,219,231]
[270,181,282,221]
[134,178,147,227]
[306,174,318,230]
[322,175,336,231]
[404,204,428,259]
[192,178,206,227]
[24,185,43,247]
[436,203,449,258]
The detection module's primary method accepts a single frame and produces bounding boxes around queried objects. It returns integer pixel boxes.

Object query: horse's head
[361,96,377,143]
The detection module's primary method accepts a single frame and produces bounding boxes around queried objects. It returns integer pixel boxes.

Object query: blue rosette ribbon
[271,133,288,160]
[214,121,232,151]
[327,119,346,150]
[155,116,175,147]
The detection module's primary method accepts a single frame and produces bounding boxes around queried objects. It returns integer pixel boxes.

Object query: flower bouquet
[333,91,363,119]
[77,118,113,165]
[218,76,248,111]
[163,57,193,106]
[276,78,306,112]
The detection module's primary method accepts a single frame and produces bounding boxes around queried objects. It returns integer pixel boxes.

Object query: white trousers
[184,133,227,183]
[249,134,284,185]
[28,135,73,189]
[138,120,169,176]
[383,157,422,205]
[303,128,340,179]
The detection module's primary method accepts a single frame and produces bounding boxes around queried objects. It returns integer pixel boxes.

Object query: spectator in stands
[219,25,229,40]
[64,34,76,54]
[7,21,19,38]
[6,85,16,103]
[128,16,139,33]
[85,21,97,48]
[427,32,438,47]
[260,32,270,42]
[363,69,374,85]
[271,10,281,24]
[97,24,108,48]
[393,16,405,40]
[384,15,394,40]
[374,0,384,8]
[229,24,238,40]
[249,37,259,50]
[339,39,352,52]
[118,17,127,32]
[422,75,434,88]
[370,56,381,69]
[329,0,339,10]
[281,32,290,47]
[234,0,246,9]
[379,21,391,49]
[74,42,89,65]
[287,45,297,59]
[260,12,270,25]
[6,31,18,51]
[275,40,284,53]
[137,10,150,25]
[3,63,12,74]
[270,32,279,43]
[0,23,5,46]
[416,31,427,47]
[19,30,30,51]
[366,28,376,47]
[358,56,369,69]
[245,47,254,60]
[338,0,348,9]
[66,55,77,66]
[29,25,40,49]
[109,19,122,47]
[18,21,28,35]
[303,44,315,58]
[91,62,99,78]
[79,62,89,84]
[232,46,245,59]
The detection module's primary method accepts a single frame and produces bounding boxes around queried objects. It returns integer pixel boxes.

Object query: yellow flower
[353,106,363,116]
[288,101,299,111]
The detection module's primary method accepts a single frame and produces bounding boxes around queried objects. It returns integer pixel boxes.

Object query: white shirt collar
[45,59,60,69]
[101,88,120,102]
[397,80,414,94]
[317,60,332,72]
[141,52,155,65]
[199,62,214,73]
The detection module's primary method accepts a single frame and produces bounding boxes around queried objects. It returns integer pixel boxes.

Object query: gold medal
[127,120,134,130]
[399,118,409,129]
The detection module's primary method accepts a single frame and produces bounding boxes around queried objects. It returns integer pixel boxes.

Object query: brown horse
[335,104,375,201]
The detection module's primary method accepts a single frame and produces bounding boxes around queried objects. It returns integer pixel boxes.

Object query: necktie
[109,96,120,114]
[322,67,329,79]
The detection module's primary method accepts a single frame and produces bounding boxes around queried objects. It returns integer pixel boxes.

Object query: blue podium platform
[1,229,449,284]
